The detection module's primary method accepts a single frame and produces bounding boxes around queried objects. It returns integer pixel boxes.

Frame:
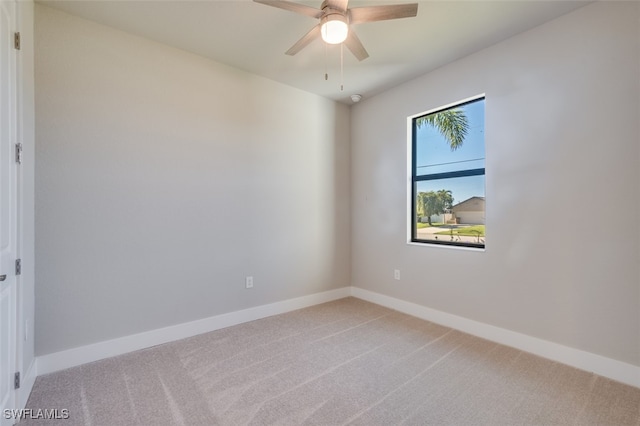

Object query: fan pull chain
[324,42,328,81]
[340,43,344,91]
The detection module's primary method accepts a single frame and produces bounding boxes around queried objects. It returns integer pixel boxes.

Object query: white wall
[351,1,640,367]
[34,5,350,356]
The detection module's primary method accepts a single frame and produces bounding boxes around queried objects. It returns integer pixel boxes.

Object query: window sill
[406,241,485,252]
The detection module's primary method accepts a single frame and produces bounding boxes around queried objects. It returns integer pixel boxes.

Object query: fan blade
[344,30,369,61]
[285,24,322,56]
[326,0,349,13]
[253,0,323,19]
[349,3,418,24]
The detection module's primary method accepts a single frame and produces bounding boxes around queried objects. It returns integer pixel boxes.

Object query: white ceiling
[37,0,591,104]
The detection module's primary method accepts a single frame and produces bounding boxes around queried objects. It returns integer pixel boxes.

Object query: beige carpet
[22,297,640,425]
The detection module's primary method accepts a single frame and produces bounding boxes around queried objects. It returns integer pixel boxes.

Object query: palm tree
[416,108,469,151]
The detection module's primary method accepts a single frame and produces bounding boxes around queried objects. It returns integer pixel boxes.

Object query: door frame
[0,0,23,423]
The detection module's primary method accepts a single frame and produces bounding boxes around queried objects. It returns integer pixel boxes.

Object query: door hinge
[15,259,21,276]
[14,32,20,50]
[15,143,22,164]
[14,372,20,389]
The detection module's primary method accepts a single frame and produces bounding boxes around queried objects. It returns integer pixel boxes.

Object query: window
[410,96,485,248]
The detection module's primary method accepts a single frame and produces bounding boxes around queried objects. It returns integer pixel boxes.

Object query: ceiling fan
[254,0,419,61]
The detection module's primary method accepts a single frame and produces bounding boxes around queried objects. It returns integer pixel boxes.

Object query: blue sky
[415,98,485,206]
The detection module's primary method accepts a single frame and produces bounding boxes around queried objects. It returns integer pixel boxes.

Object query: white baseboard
[34,285,640,389]
[351,287,640,389]
[37,287,351,375]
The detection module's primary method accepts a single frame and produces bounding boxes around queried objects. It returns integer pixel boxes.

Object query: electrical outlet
[394,269,401,280]
[245,276,254,289]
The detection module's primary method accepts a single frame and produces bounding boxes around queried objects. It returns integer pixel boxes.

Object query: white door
[0,0,18,424]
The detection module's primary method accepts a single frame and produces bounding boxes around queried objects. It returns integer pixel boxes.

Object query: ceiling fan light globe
[321,15,348,44]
